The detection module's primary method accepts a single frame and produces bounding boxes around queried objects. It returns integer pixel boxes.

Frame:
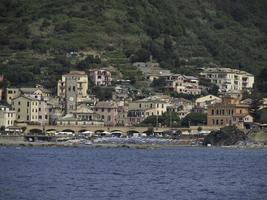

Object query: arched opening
[62,129,75,133]
[127,130,139,137]
[111,130,123,137]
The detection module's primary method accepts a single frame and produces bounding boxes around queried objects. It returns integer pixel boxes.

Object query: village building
[94,101,118,126]
[134,60,170,81]
[12,95,49,125]
[6,85,51,105]
[200,67,254,93]
[160,74,201,95]
[89,69,112,86]
[194,95,222,113]
[207,96,252,128]
[56,104,103,126]
[128,98,170,117]
[57,71,89,113]
[0,105,16,127]
[167,98,193,119]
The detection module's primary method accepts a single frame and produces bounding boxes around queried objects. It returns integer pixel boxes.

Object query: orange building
[207,97,250,127]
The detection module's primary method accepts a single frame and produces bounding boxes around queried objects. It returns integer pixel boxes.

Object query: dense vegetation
[0,0,267,94]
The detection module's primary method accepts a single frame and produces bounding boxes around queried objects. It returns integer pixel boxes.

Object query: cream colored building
[195,95,222,108]
[6,88,20,105]
[200,68,254,93]
[0,105,16,127]
[57,71,89,113]
[12,95,39,123]
[12,95,49,125]
[128,99,170,117]
[57,71,88,99]
[6,85,51,105]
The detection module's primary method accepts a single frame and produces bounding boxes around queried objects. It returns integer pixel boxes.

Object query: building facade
[200,68,254,93]
[57,71,88,113]
[207,97,250,128]
[89,69,112,86]
[161,74,201,95]
[6,85,51,105]
[0,105,16,127]
[12,95,49,125]
[94,101,118,126]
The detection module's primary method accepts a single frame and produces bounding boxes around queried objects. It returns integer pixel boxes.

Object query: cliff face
[203,126,247,146]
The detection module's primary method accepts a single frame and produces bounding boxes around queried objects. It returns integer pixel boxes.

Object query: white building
[89,69,112,86]
[161,74,201,95]
[200,68,254,93]
[195,95,222,108]
[0,105,16,127]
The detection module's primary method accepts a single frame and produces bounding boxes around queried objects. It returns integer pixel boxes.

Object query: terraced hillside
[0,0,266,93]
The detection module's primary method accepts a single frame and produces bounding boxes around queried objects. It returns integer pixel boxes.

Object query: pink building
[94,101,118,126]
[89,69,112,86]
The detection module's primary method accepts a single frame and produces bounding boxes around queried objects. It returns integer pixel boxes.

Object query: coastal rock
[203,126,247,146]
[247,129,267,144]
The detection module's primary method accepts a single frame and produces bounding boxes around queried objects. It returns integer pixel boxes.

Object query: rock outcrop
[203,126,247,146]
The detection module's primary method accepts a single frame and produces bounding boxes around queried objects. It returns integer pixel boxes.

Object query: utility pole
[169,111,172,128]
[156,114,158,128]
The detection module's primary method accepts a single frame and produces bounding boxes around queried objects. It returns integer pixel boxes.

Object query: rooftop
[202,67,253,76]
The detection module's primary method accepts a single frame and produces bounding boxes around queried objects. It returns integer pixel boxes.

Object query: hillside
[0,0,267,93]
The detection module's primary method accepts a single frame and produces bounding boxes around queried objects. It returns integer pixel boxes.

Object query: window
[27,102,30,107]
[18,115,20,119]
[18,108,20,112]
[39,108,41,112]
[18,101,21,106]
[107,116,111,121]
[139,103,141,108]
[212,109,214,115]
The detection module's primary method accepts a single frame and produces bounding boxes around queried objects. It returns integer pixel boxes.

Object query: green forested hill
[0,0,267,92]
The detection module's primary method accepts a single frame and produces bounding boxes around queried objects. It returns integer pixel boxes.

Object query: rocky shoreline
[1,139,266,150]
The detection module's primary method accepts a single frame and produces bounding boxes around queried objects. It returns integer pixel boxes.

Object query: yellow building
[57,71,88,100]
[12,95,39,123]
[128,100,170,117]
[207,97,250,128]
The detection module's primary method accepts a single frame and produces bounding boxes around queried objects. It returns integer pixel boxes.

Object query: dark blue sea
[0,146,266,200]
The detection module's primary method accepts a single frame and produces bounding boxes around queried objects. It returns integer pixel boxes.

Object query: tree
[181,113,207,127]
[93,87,113,101]
[208,84,219,96]
[140,112,181,127]
[131,48,150,62]
[151,77,165,88]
